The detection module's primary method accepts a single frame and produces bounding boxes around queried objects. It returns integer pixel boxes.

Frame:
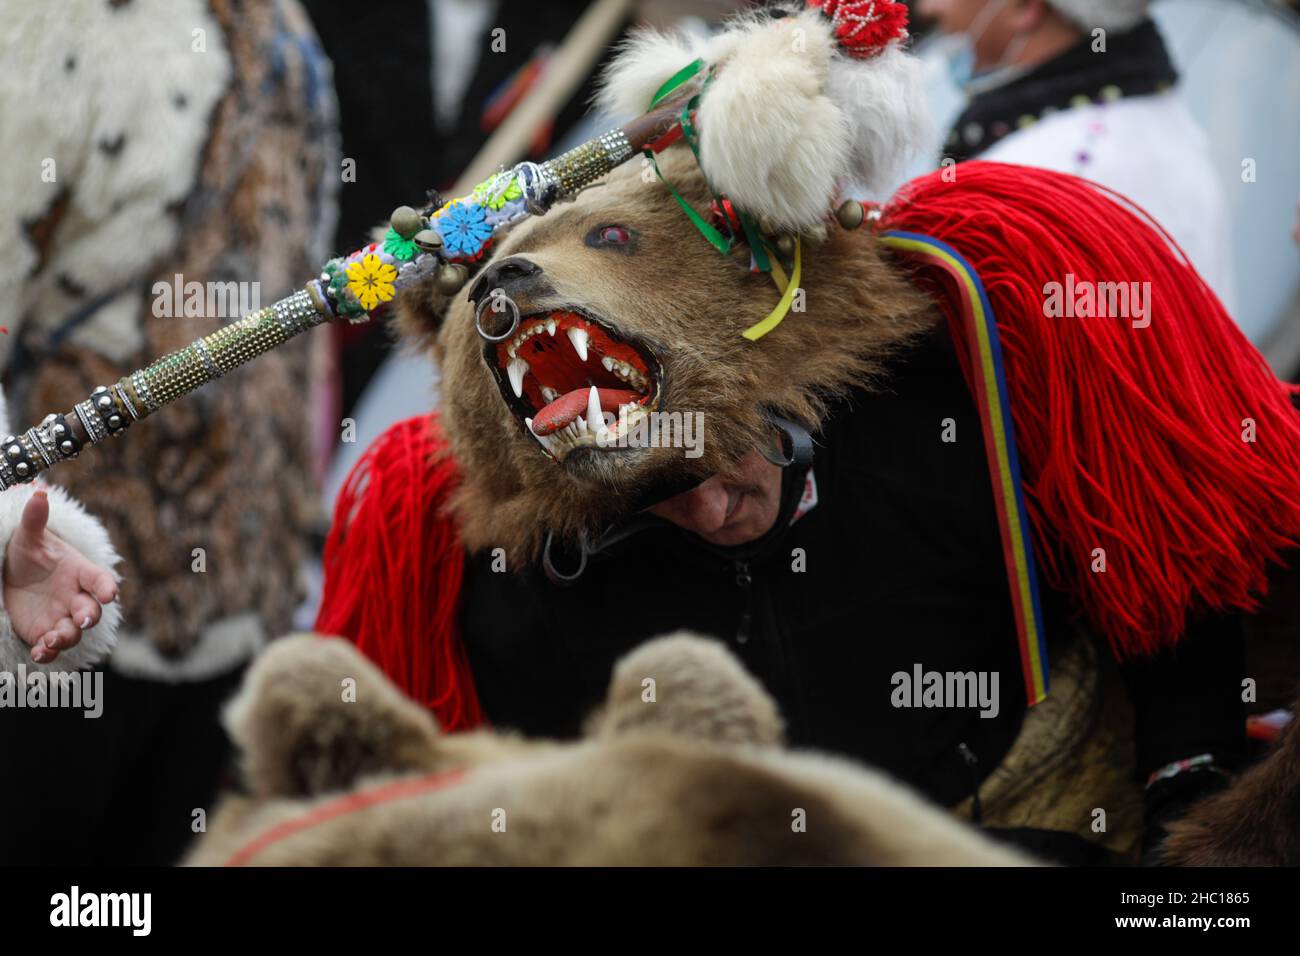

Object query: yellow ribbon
[741,237,801,341]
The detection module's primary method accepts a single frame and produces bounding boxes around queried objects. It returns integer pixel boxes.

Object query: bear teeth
[507,358,528,398]
[507,320,549,355]
[600,355,646,390]
[566,326,589,362]
[528,404,650,460]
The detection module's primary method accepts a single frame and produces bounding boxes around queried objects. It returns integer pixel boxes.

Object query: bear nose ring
[475,292,521,342]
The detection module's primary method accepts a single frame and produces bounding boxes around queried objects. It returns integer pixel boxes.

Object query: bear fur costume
[187,632,1033,866]
[188,631,1300,866]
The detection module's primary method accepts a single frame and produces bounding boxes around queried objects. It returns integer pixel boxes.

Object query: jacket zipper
[735,560,752,645]
[734,558,806,733]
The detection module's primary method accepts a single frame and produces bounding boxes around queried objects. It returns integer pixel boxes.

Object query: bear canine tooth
[586,386,611,442]
[525,420,553,454]
[567,326,589,362]
[507,357,528,397]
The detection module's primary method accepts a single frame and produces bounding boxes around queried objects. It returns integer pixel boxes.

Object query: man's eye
[600,226,630,245]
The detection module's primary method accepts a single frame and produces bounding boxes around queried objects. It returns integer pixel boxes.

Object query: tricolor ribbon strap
[879,230,1050,705]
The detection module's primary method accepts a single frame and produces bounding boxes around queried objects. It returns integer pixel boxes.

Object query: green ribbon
[642,150,732,255]
[644,56,803,340]
[648,58,705,109]
[643,61,736,254]
[738,211,771,274]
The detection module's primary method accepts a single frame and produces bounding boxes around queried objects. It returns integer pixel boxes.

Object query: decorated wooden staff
[0,94,692,493]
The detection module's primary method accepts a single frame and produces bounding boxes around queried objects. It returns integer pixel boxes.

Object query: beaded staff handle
[0,95,692,491]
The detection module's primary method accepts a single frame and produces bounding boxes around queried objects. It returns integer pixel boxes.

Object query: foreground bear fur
[186,634,1031,866]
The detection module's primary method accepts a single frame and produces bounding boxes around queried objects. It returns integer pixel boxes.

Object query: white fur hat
[596,1,928,233]
[1046,0,1150,32]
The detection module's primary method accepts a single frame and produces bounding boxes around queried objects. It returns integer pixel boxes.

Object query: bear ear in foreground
[585,632,785,747]
[222,634,444,798]
[194,630,1039,865]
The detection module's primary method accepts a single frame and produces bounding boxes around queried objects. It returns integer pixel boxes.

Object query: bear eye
[585,224,637,252]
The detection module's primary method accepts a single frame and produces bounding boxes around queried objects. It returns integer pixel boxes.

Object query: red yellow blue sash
[880,230,1050,705]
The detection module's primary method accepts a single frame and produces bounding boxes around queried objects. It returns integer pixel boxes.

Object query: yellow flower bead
[345,254,398,312]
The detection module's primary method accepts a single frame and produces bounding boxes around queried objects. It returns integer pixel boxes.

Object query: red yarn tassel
[315,413,486,730]
[879,161,1300,658]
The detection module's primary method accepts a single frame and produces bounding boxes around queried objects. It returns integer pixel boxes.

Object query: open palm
[3,491,118,663]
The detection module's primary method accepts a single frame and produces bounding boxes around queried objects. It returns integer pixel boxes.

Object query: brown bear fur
[1159,703,1300,866]
[952,628,1144,861]
[394,146,937,558]
[185,633,1032,866]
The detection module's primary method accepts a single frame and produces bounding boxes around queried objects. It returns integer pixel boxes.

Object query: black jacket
[459,329,1246,821]
[461,331,1031,806]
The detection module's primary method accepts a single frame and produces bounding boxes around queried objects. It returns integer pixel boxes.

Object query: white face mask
[933,31,978,87]
[936,0,1030,90]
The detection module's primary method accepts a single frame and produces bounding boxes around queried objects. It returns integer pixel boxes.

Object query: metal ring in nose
[475,293,521,342]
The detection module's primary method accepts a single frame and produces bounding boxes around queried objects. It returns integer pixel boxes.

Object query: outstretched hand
[3,491,118,663]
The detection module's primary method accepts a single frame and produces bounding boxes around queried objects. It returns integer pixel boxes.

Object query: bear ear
[223,634,444,798]
[587,632,785,747]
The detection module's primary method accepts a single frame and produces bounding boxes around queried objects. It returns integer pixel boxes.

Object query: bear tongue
[531,387,641,436]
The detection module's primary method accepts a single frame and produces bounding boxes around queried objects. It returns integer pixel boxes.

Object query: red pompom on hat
[807,0,910,58]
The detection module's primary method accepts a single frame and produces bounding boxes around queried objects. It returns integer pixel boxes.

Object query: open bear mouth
[487,307,662,461]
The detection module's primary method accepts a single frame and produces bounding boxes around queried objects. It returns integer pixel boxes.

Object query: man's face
[647,450,784,548]
[916,0,1025,72]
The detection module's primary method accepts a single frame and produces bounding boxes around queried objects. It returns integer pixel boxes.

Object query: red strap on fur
[223,768,469,866]
[315,413,486,730]
[879,161,1300,658]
